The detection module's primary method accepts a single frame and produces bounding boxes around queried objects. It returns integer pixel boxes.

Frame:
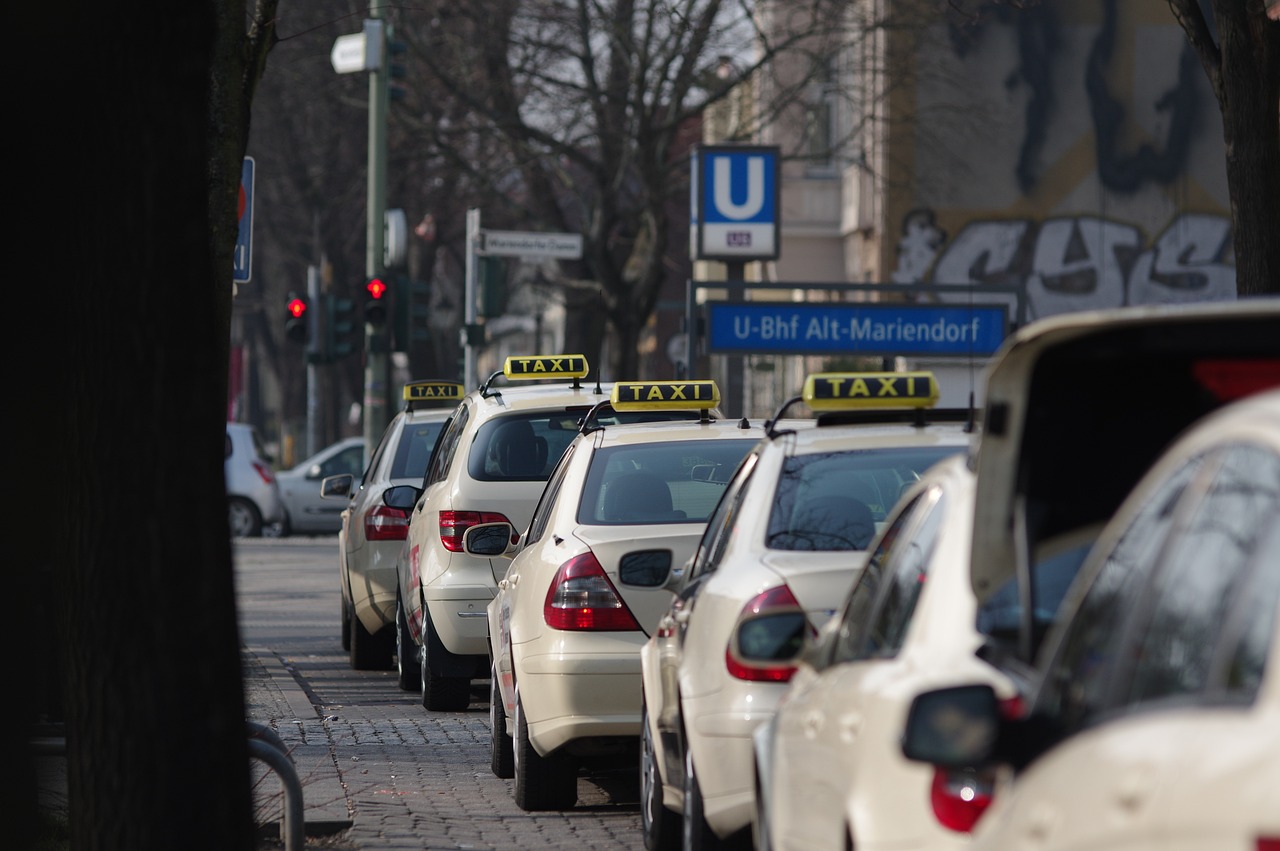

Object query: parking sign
[690,145,779,261]
[234,157,255,283]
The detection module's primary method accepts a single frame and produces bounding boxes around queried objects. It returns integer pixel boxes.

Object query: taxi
[468,380,787,811]
[322,379,462,673]
[638,372,974,850]
[754,453,1016,851]
[382,356,714,712]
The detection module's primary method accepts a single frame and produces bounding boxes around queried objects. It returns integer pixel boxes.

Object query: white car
[384,355,717,711]
[473,379,787,811]
[754,453,1015,851]
[225,421,286,538]
[322,380,462,672]
[901,386,1280,851]
[639,371,974,850]
[275,435,364,536]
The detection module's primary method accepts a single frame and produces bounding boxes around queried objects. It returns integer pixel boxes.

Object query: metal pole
[725,260,745,418]
[464,208,480,387]
[306,265,321,458]
[363,11,389,460]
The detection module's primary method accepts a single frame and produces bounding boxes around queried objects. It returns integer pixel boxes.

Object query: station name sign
[707,303,1007,357]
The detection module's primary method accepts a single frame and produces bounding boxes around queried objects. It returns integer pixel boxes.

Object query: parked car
[275,436,365,536]
[225,421,285,538]
[639,371,973,850]
[322,380,462,672]
[383,355,718,711]
[901,386,1280,851]
[753,453,1014,851]
[474,380,795,811]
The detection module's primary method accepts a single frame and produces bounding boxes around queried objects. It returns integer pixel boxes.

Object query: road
[236,536,645,850]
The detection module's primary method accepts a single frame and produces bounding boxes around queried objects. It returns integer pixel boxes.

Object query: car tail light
[544,552,642,631]
[1256,838,1280,851]
[252,460,276,485]
[724,584,811,682]
[365,504,410,541]
[929,767,994,833]
[438,510,517,552]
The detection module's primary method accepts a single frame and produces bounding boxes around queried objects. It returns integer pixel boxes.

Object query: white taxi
[754,453,1016,851]
[322,379,462,673]
[470,380,786,811]
[901,386,1280,851]
[639,372,974,850]
[383,355,714,711]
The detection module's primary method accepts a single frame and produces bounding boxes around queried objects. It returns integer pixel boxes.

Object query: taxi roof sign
[403,380,464,408]
[611,380,721,411]
[503,354,590,380]
[803,372,939,410]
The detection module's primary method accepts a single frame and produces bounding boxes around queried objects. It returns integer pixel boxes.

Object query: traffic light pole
[363,8,390,463]
[306,265,322,458]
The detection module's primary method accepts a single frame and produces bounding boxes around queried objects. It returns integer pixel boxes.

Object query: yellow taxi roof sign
[503,354,590,380]
[611,380,721,411]
[403,380,464,405]
[803,372,939,410]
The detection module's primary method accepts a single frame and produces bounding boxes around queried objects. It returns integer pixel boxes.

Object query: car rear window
[391,420,448,480]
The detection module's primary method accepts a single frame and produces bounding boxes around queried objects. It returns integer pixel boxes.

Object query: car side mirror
[901,684,1000,768]
[463,522,514,557]
[382,485,421,511]
[320,473,354,500]
[618,550,672,587]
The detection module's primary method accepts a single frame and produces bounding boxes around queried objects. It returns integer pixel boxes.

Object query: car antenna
[763,395,803,439]
[479,369,504,399]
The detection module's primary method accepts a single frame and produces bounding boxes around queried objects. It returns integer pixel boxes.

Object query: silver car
[275,436,365,536]
[225,422,285,538]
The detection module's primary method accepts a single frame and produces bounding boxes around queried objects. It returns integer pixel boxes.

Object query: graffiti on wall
[891,208,1235,322]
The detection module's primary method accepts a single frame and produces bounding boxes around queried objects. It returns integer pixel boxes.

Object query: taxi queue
[322,297,1280,851]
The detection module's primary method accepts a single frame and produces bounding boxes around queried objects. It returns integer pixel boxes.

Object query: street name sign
[707,302,1008,357]
[479,230,583,259]
[234,157,255,283]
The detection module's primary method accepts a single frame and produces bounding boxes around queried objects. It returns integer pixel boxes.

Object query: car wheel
[349,610,392,671]
[228,497,262,538]
[340,599,351,652]
[641,701,680,851]
[489,659,514,778]
[395,592,421,692]
[683,746,723,850]
[419,619,472,712]
[513,691,576,811]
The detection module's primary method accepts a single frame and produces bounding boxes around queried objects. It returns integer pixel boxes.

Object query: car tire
[640,701,680,851]
[395,592,421,692]
[683,745,724,850]
[513,691,576,811]
[349,609,392,671]
[340,599,351,652]
[228,497,263,538]
[489,659,514,778]
[419,620,472,712]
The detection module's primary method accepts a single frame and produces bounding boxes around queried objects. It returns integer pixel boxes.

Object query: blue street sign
[707,302,1008,357]
[234,157,255,284]
[691,145,780,261]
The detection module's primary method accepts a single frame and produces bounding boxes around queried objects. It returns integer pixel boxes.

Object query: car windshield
[765,446,962,551]
[578,439,756,525]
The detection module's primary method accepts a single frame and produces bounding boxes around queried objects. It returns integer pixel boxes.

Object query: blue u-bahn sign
[707,302,1008,357]
[691,145,780,261]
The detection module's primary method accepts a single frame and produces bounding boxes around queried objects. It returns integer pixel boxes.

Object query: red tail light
[929,767,994,833]
[438,510,517,552]
[365,504,410,541]
[251,460,276,485]
[1257,839,1280,851]
[544,552,642,631]
[724,584,811,682]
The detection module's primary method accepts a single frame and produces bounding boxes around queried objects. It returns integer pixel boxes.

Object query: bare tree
[26,1,279,847]
[1165,0,1279,293]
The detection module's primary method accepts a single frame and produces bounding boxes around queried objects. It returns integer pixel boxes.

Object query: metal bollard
[247,721,304,851]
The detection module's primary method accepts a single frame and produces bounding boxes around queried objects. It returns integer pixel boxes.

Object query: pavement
[34,646,645,851]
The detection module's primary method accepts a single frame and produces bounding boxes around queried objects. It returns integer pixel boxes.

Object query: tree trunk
[38,2,259,848]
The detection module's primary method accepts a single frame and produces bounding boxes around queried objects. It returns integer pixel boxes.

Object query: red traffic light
[366,278,388,300]
[287,296,308,319]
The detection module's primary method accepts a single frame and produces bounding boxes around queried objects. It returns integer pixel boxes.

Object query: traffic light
[327,293,359,360]
[285,293,309,344]
[364,277,389,327]
[387,38,408,102]
[478,257,507,318]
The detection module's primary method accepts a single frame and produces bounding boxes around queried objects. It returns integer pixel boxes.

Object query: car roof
[970,298,1280,610]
